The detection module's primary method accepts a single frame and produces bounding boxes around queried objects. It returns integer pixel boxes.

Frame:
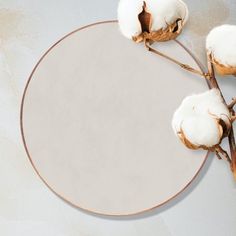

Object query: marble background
[0,0,235,235]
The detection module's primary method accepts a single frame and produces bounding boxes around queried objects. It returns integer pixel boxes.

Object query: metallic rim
[20,20,209,217]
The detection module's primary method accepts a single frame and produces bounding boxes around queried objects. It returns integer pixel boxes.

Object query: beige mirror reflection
[21,21,208,216]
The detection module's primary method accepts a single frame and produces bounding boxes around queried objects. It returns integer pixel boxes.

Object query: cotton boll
[206,24,236,76]
[181,115,222,148]
[172,89,231,150]
[118,0,188,42]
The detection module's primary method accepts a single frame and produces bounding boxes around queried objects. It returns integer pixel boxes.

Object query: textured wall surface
[0,0,235,235]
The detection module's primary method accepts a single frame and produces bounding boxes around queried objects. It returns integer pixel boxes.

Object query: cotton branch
[207,53,236,178]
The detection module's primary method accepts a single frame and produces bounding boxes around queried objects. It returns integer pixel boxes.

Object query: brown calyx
[218,118,231,138]
[177,118,228,152]
[177,128,215,151]
[133,1,184,43]
[209,52,236,76]
[177,129,199,150]
[207,110,232,138]
[177,129,222,153]
[177,120,232,164]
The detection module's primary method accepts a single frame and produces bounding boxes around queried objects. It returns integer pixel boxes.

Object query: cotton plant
[117,0,236,179]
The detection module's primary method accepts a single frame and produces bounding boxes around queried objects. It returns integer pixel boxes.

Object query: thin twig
[215,151,222,160]
[174,39,212,89]
[144,40,207,78]
[207,54,222,92]
[228,98,236,110]
[215,146,232,165]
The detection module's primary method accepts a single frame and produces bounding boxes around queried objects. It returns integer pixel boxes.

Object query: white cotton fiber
[206,24,236,67]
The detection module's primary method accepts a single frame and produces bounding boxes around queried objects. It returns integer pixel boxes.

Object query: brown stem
[207,53,236,178]
[144,40,207,78]
[207,54,222,92]
[229,128,236,177]
[229,104,236,178]
[232,116,236,122]
[215,145,231,165]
